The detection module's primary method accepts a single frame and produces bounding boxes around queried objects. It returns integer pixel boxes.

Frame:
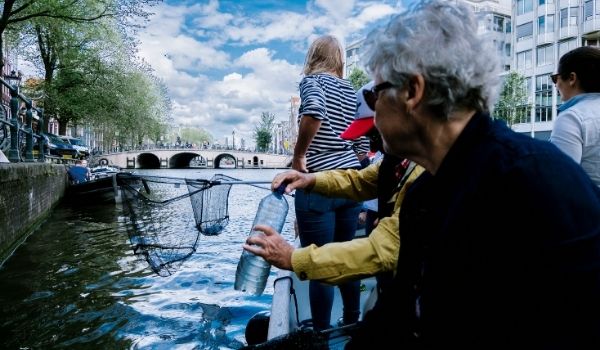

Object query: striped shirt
[298,73,362,172]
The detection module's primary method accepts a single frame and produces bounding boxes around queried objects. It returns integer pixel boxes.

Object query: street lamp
[232,130,235,150]
[4,70,23,162]
[4,70,22,91]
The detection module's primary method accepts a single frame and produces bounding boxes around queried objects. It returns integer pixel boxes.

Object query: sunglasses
[363,81,397,111]
[551,73,560,84]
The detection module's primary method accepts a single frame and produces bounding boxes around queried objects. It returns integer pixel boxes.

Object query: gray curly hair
[363,0,501,118]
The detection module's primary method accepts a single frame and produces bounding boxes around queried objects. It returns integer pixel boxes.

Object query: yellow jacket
[291,161,424,284]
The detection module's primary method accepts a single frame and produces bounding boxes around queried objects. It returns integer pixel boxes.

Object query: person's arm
[248,165,425,284]
[353,137,371,166]
[243,213,397,281]
[549,110,584,163]
[293,76,326,172]
[293,116,321,172]
[311,161,380,201]
[291,213,399,284]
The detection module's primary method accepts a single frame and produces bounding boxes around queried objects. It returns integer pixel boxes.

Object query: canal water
[0,169,296,350]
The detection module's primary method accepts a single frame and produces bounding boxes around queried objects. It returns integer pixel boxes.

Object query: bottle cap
[275,184,286,195]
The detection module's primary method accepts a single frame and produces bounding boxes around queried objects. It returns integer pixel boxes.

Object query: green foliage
[254,112,275,152]
[180,127,213,146]
[494,71,530,127]
[0,0,159,71]
[1,0,167,151]
[348,67,370,91]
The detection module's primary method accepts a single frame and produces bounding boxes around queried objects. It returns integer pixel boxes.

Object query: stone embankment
[0,163,67,265]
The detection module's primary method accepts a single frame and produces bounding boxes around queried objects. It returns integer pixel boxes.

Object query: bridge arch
[137,153,160,169]
[169,152,204,168]
[214,153,238,169]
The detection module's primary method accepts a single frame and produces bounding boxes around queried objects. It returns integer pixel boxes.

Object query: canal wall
[0,163,67,265]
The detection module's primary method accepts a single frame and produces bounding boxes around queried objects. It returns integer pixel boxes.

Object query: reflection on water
[0,169,295,349]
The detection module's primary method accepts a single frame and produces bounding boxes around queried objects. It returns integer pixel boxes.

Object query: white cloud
[225,11,317,44]
[315,0,356,20]
[135,0,402,148]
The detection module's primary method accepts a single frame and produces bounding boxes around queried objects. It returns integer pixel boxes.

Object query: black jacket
[349,112,600,349]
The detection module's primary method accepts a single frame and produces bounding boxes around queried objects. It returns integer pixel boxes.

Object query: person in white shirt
[549,46,600,187]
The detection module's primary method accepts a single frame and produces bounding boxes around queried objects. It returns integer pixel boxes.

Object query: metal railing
[0,77,48,163]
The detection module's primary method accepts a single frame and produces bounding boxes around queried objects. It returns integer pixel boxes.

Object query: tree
[0,0,115,72]
[494,71,530,127]
[348,67,370,91]
[180,127,213,146]
[254,112,275,152]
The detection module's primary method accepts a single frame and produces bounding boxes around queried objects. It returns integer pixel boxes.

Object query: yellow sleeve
[291,213,399,284]
[290,164,425,285]
[312,162,379,202]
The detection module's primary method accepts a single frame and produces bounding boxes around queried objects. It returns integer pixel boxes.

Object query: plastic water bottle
[234,185,288,295]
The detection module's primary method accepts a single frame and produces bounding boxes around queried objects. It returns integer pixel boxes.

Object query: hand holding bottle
[234,185,289,295]
[271,170,316,194]
[243,224,294,271]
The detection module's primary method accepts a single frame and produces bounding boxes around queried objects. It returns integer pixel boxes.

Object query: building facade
[345,39,365,78]
[286,96,300,153]
[344,0,512,80]
[512,0,600,139]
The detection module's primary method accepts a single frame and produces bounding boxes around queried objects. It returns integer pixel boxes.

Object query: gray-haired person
[345,0,600,349]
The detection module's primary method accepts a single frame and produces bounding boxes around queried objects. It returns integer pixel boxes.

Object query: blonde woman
[292,35,364,330]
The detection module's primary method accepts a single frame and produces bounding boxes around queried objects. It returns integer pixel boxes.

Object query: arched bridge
[94,149,292,169]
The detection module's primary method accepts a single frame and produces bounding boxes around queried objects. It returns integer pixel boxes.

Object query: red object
[340,117,375,140]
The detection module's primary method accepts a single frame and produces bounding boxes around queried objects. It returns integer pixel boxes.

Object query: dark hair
[558,46,600,93]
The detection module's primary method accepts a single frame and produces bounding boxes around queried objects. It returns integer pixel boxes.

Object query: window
[505,43,511,57]
[559,39,577,58]
[538,14,555,33]
[569,7,579,26]
[494,16,504,32]
[517,0,533,15]
[506,19,512,33]
[560,8,568,27]
[535,74,553,122]
[517,50,533,70]
[537,45,553,66]
[518,78,534,124]
[560,7,579,27]
[517,22,533,41]
[584,0,594,19]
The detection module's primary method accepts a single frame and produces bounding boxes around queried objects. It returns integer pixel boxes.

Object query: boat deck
[267,230,377,342]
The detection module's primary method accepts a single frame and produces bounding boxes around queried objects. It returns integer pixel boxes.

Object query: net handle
[199,179,295,197]
[207,180,272,185]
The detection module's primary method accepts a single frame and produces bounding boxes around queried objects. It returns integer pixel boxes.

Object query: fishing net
[186,174,236,235]
[118,173,238,276]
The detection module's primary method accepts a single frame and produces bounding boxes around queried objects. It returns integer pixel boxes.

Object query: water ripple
[0,169,296,349]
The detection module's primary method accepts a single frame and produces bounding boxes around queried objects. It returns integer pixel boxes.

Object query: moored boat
[90,165,120,180]
[64,173,120,204]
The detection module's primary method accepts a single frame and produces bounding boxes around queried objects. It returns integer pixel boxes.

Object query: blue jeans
[295,189,362,330]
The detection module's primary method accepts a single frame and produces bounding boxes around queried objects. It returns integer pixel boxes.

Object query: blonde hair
[302,35,344,78]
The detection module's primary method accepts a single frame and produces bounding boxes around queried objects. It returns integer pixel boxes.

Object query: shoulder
[299,75,324,94]
[301,74,352,89]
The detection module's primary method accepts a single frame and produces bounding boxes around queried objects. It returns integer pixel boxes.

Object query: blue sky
[136,0,407,147]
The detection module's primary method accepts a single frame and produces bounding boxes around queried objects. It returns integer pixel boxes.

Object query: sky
[135,0,407,147]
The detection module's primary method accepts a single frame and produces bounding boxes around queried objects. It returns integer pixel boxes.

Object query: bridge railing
[93,145,291,156]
